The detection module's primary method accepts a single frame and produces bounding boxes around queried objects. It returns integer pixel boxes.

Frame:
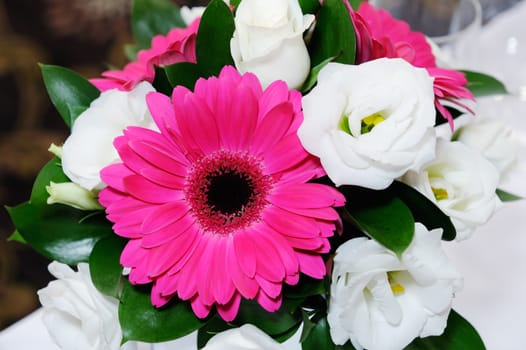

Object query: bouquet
[6,0,521,349]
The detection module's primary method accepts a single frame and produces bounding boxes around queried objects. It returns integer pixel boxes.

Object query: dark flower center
[206,169,254,215]
[186,151,272,235]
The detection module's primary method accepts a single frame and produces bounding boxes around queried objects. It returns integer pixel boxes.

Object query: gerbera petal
[269,183,345,208]
[123,175,184,203]
[296,251,327,279]
[233,230,257,278]
[227,239,260,299]
[263,134,309,174]
[251,102,294,154]
[256,290,282,313]
[141,201,190,234]
[216,292,242,322]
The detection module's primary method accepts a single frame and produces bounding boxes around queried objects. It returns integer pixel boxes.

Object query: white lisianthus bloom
[61,82,156,191]
[230,0,314,89]
[202,324,285,350]
[455,118,519,180]
[402,139,501,240]
[37,262,129,350]
[298,58,437,190]
[328,224,462,350]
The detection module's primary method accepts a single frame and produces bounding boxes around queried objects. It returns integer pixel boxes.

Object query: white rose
[230,0,314,89]
[37,262,128,350]
[328,224,462,350]
[402,139,501,241]
[61,82,156,191]
[298,58,437,189]
[202,324,285,350]
[455,118,519,180]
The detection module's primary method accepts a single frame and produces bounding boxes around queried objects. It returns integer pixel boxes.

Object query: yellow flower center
[432,187,449,201]
[387,272,405,295]
[361,112,385,134]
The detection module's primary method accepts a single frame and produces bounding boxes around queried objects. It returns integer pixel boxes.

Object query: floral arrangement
[6,0,521,349]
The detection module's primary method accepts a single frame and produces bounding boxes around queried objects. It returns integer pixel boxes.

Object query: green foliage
[89,235,127,297]
[131,0,185,50]
[341,186,415,257]
[40,64,100,128]
[496,189,523,202]
[462,70,508,97]
[308,0,356,67]
[164,0,235,89]
[349,0,365,10]
[405,310,486,349]
[299,0,321,14]
[301,56,336,93]
[119,282,204,343]
[6,158,112,264]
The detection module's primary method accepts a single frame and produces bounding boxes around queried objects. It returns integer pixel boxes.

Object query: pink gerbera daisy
[90,19,199,92]
[352,2,474,128]
[99,66,345,321]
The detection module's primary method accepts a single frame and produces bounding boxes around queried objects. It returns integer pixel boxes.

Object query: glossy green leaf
[152,66,173,95]
[119,282,204,343]
[165,62,203,90]
[496,188,523,202]
[131,0,185,49]
[301,55,336,93]
[308,0,356,67]
[40,64,100,128]
[234,299,301,336]
[435,106,465,126]
[405,310,485,349]
[299,0,321,14]
[7,230,26,244]
[462,70,508,97]
[392,181,456,241]
[284,275,326,299]
[89,235,127,297]
[301,315,335,350]
[29,157,68,205]
[342,186,415,257]
[196,0,235,76]
[7,203,113,265]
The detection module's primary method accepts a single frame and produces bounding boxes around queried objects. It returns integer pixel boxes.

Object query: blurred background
[0,0,523,332]
[0,0,207,331]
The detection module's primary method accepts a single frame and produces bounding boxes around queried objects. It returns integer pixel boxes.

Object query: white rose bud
[328,224,462,350]
[202,324,285,350]
[298,58,437,189]
[46,181,103,210]
[230,0,314,89]
[61,81,156,191]
[455,118,519,180]
[37,262,129,350]
[403,139,501,240]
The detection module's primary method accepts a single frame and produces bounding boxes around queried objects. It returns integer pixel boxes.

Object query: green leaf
[234,299,301,336]
[301,315,335,350]
[29,157,68,205]
[301,55,336,93]
[435,106,465,126]
[195,0,235,76]
[496,188,523,202]
[341,186,415,257]
[165,62,203,90]
[308,0,356,67]
[392,181,456,241]
[405,310,485,349]
[299,0,321,14]
[7,203,113,265]
[284,275,326,299]
[462,70,508,97]
[7,230,26,244]
[131,0,185,50]
[349,0,365,10]
[119,282,204,343]
[40,64,100,128]
[89,235,127,298]
[152,66,174,95]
